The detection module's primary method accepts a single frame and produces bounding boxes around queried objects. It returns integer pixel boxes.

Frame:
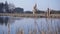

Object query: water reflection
[0,16,9,25]
[0,16,60,34]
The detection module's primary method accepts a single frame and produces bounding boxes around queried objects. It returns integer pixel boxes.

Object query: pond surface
[0,16,60,34]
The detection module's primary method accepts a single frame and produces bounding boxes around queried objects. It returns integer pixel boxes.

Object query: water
[0,16,60,34]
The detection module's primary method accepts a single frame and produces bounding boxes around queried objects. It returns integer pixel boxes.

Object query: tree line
[0,1,60,14]
[0,1,24,13]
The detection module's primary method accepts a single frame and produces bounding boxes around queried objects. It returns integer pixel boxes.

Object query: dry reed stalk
[2,30,4,34]
[8,23,10,34]
[38,30,41,34]
[41,31,45,34]
[56,22,59,34]
[46,30,53,34]
[29,30,33,34]
[33,29,37,34]
[17,29,24,34]
[54,31,57,34]
[21,29,24,34]
[16,31,20,34]
[2,25,4,34]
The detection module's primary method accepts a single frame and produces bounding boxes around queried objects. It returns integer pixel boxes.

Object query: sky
[0,0,60,11]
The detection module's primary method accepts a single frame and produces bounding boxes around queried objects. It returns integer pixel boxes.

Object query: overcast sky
[0,0,60,11]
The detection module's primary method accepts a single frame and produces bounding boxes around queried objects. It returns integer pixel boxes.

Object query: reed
[8,23,10,34]
[17,28,24,34]
[33,29,37,34]
[29,30,33,34]
[41,31,45,34]
[2,30,4,34]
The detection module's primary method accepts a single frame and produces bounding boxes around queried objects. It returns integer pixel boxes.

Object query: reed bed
[16,18,60,34]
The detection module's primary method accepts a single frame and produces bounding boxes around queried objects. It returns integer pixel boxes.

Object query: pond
[0,16,60,34]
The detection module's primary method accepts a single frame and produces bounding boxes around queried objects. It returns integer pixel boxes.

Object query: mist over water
[0,16,60,34]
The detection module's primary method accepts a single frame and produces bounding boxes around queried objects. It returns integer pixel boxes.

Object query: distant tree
[50,10,60,14]
[13,7,24,13]
[4,1,9,13]
[24,11,33,14]
[8,3,15,13]
[0,3,4,13]
[35,10,45,14]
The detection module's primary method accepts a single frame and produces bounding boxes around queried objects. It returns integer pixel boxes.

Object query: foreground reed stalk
[29,30,33,34]
[3,30,4,34]
[8,23,10,34]
[41,31,46,34]
[17,28,24,34]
